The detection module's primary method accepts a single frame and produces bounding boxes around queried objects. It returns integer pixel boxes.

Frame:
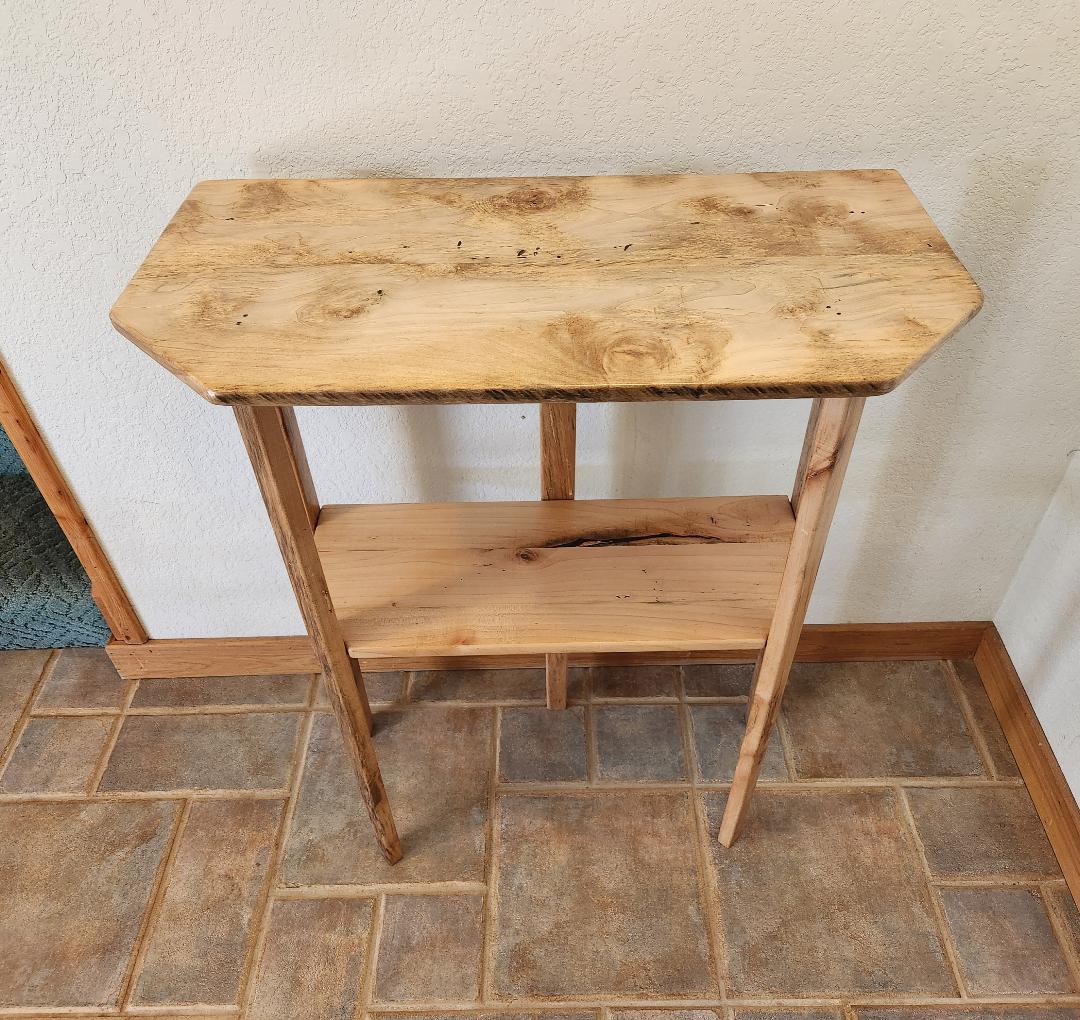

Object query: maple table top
[111,171,981,405]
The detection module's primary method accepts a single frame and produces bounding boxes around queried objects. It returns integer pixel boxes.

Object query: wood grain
[111,171,982,405]
[720,396,864,845]
[540,402,576,500]
[104,622,991,678]
[314,496,795,658]
[541,400,575,707]
[974,625,1080,907]
[233,405,401,863]
[0,361,147,643]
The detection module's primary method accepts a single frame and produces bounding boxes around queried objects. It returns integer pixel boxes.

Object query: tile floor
[1,648,1078,1017]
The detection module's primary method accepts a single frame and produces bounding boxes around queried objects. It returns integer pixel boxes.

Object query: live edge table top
[111,170,982,405]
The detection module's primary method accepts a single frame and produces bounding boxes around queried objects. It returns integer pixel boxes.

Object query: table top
[111,171,982,405]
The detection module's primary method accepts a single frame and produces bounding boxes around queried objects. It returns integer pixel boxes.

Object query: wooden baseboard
[974,624,1080,909]
[107,621,989,679]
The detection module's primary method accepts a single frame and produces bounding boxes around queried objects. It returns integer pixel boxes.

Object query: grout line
[305,673,319,709]
[346,994,1080,1011]
[1040,880,1080,992]
[895,785,967,997]
[480,776,1024,795]
[125,1006,239,1016]
[124,704,310,717]
[358,892,387,1015]
[934,875,1069,888]
[119,798,193,1010]
[275,880,489,898]
[0,788,291,804]
[480,705,501,1002]
[87,676,140,795]
[944,659,997,781]
[124,1005,239,1016]
[678,666,729,1000]
[0,650,58,775]
[237,709,315,1014]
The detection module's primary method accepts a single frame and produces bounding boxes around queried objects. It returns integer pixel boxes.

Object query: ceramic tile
[941,887,1074,995]
[0,800,177,1008]
[374,894,484,1002]
[99,712,299,791]
[283,707,491,885]
[34,647,129,710]
[690,703,787,782]
[0,715,112,792]
[905,786,1061,878]
[499,706,587,783]
[133,673,310,708]
[494,792,714,998]
[133,799,282,1007]
[682,661,756,698]
[593,704,686,781]
[703,788,955,995]
[247,897,372,1020]
[782,660,983,778]
[952,659,1021,778]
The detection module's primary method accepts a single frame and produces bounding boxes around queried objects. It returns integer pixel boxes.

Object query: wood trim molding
[974,624,1080,908]
[0,361,147,643]
[106,621,990,679]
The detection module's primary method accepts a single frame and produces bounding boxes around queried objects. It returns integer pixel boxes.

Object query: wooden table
[112,171,982,862]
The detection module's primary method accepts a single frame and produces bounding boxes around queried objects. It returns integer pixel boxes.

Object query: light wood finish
[540,402,576,500]
[974,625,1080,907]
[111,172,982,406]
[790,397,823,516]
[0,361,147,644]
[719,397,865,845]
[545,653,569,710]
[105,622,992,679]
[233,405,401,863]
[314,496,794,658]
[540,400,576,706]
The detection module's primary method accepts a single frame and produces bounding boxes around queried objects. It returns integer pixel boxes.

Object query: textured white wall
[997,454,1080,792]
[2,0,1078,638]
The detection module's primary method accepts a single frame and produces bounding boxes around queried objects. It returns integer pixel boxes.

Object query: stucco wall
[997,453,1080,792]
[3,0,1078,638]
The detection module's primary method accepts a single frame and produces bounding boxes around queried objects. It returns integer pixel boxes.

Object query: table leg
[718,396,864,846]
[234,405,402,864]
[541,401,576,708]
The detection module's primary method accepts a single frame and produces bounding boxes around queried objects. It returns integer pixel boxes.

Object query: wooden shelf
[315,495,794,658]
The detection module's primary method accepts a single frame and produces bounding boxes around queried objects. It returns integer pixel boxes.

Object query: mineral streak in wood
[233,405,401,863]
[719,396,864,845]
[110,171,982,405]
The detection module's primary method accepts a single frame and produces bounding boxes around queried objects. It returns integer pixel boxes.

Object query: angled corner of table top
[111,169,983,405]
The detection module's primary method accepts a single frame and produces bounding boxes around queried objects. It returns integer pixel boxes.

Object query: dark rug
[1,427,108,649]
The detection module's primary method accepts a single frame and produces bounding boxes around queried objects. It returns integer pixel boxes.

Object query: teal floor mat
[0,427,109,649]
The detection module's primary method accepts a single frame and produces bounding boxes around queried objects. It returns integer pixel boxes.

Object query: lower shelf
[315,495,794,658]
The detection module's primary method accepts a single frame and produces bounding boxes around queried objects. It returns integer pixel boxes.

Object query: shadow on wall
[848,154,1051,618]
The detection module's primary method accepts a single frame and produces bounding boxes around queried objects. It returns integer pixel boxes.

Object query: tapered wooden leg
[235,405,401,864]
[546,653,568,709]
[541,401,576,709]
[719,396,864,846]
